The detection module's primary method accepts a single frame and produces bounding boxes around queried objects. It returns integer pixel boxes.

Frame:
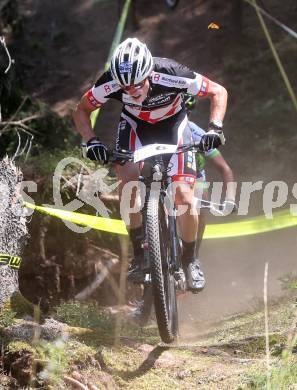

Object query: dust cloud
[179,227,297,339]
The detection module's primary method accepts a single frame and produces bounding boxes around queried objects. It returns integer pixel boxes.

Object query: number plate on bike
[133,144,177,163]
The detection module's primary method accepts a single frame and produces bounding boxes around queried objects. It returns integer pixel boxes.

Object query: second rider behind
[73,38,228,293]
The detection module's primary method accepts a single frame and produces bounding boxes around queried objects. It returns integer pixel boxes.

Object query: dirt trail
[180,227,297,339]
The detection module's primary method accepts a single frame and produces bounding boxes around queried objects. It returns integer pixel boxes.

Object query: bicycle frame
[89,143,226,341]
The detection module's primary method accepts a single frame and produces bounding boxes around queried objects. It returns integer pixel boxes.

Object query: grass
[54,301,160,346]
[6,340,36,354]
[242,355,297,390]
[0,305,16,327]
[48,292,297,389]
[280,273,297,291]
[55,301,114,330]
[35,338,70,387]
[237,279,297,390]
[2,297,297,389]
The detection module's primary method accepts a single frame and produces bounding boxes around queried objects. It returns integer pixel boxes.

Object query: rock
[176,369,192,380]
[0,373,18,389]
[3,318,68,341]
[3,348,35,388]
[96,371,119,389]
[39,318,68,340]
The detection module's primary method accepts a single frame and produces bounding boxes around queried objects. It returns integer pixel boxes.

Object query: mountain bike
[110,142,225,343]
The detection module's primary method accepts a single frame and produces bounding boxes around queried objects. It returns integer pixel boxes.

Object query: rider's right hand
[85,137,109,164]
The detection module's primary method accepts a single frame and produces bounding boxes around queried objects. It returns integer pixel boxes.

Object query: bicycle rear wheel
[146,191,178,343]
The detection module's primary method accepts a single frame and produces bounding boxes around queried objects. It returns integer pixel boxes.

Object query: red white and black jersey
[87,57,209,124]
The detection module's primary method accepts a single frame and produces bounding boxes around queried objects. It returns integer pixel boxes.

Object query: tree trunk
[0,157,31,315]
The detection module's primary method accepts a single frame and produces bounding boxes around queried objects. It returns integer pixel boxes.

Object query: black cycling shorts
[116,109,197,185]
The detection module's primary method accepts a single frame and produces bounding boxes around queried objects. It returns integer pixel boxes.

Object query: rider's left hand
[199,130,225,151]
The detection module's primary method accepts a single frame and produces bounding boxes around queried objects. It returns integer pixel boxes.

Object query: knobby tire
[147,191,178,343]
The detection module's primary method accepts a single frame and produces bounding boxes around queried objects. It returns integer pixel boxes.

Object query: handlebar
[81,141,205,165]
[108,142,204,164]
[109,149,134,163]
[81,143,228,215]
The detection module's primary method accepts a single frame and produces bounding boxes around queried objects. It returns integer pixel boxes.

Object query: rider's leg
[176,185,198,242]
[195,187,208,258]
[116,161,142,228]
[175,183,205,292]
[115,162,144,281]
[115,114,146,280]
[176,184,198,260]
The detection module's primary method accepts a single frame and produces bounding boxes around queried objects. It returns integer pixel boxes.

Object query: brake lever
[109,149,134,163]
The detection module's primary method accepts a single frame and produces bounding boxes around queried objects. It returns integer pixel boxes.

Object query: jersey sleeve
[187,72,209,97]
[152,58,209,97]
[86,70,121,107]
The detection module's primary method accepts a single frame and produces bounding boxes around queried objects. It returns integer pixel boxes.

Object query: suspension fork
[168,213,180,271]
[139,176,150,273]
[158,188,178,272]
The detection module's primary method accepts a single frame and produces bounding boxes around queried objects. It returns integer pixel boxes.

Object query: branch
[75,258,119,301]
[0,115,42,137]
[16,114,42,123]
[0,96,28,130]
[0,115,42,128]
[89,244,120,259]
[63,376,89,390]
[0,123,34,137]
[0,35,14,74]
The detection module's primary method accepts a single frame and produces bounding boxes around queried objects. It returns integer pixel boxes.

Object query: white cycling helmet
[110,37,153,86]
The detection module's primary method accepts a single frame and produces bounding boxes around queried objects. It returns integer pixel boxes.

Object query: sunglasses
[121,79,146,92]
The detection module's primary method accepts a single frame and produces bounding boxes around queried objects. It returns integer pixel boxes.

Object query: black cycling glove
[85,137,109,164]
[200,130,225,151]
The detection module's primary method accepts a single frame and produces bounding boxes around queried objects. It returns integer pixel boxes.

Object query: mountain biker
[72,37,227,293]
[184,95,236,259]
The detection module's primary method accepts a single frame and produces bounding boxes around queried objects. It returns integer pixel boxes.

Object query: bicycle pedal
[174,269,186,291]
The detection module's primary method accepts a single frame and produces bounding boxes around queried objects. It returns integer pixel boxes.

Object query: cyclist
[73,38,227,293]
[184,95,236,259]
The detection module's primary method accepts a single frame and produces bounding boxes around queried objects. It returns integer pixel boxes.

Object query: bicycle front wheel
[146,191,178,343]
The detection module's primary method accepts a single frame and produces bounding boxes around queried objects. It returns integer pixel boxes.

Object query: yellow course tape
[24,202,297,239]
[204,208,297,239]
[25,202,128,235]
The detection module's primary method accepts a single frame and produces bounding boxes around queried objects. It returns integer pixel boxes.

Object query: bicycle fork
[168,214,186,292]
